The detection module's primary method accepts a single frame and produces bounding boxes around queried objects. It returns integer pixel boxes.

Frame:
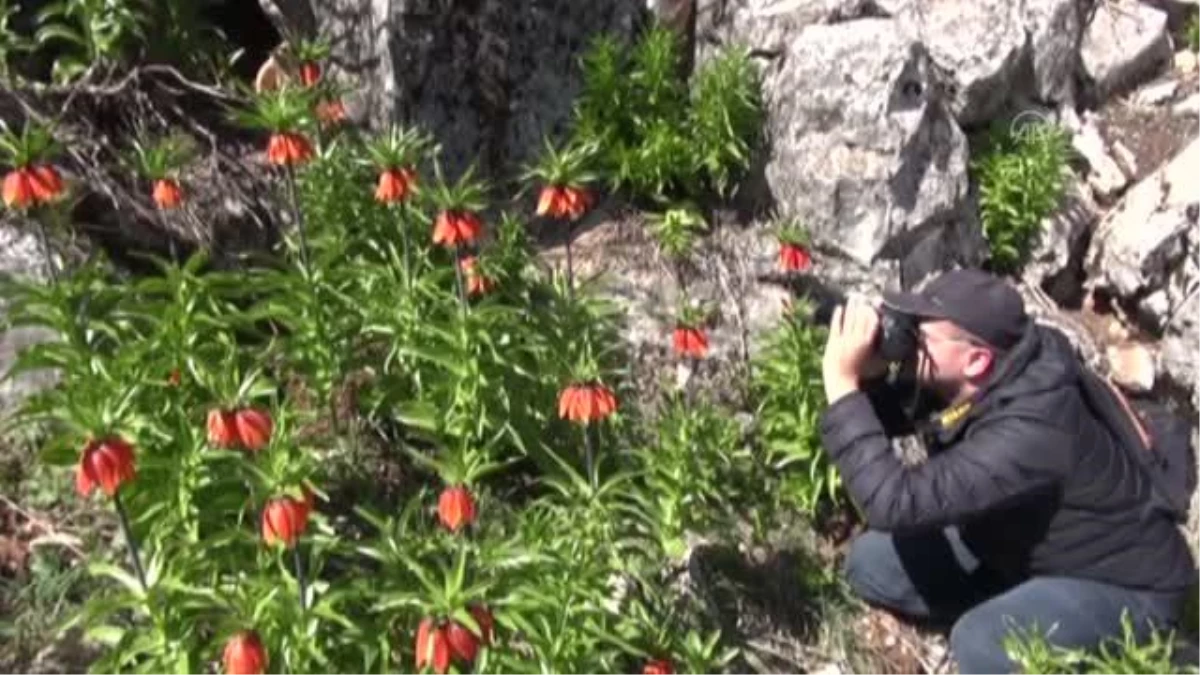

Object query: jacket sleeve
[819,390,1072,533]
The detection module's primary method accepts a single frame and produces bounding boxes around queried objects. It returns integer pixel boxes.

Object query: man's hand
[823,294,881,403]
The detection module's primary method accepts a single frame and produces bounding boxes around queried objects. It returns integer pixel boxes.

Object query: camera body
[809,288,920,363]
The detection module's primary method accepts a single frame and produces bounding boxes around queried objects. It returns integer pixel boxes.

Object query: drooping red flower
[315,98,346,126]
[469,604,494,646]
[261,495,310,548]
[778,241,812,272]
[299,61,321,87]
[536,184,592,220]
[167,368,182,387]
[557,382,618,424]
[266,131,313,167]
[375,167,417,204]
[643,658,676,675]
[437,485,476,533]
[75,436,136,498]
[233,407,273,453]
[672,325,709,359]
[152,178,184,209]
[30,165,63,202]
[446,621,480,664]
[223,630,269,675]
[207,409,238,449]
[432,209,482,248]
[415,618,452,674]
[459,256,495,296]
[3,165,63,208]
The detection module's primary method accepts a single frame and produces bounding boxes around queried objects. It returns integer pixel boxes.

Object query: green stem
[398,203,412,291]
[113,491,148,592]
[584,424,597,493]
[284,164,341,435]
[453,243,467,317]
[284,165,313,280]
[564,219,576,305]
[34,215,58,284]
[293,544,307,611]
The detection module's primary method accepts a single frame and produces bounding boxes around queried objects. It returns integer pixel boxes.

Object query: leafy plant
[1003,613,1199,674]
[1187,11,1199,53]
[34,0,148,82]
[751,299,839,516]
[973,118,1072,273]
[570,23,763,206]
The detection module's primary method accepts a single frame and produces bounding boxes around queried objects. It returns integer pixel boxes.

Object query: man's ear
[963,347,994,380]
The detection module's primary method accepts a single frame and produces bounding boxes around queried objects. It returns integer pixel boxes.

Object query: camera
[807,286,920,364]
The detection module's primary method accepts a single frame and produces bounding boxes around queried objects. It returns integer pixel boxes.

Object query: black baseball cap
[882,269,1029,350]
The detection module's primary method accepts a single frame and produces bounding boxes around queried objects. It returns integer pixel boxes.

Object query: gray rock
[886,0,1028,125]
[1022,0,1085,105]
[1024,178,1100,306]
[1134,79,1180,106]
[1063,109,1133,202]
[1086,138,1198,300]
[264,0,645,178]
[749,18,982,271]
[1081,0,1172,100]
[0,225,61,418]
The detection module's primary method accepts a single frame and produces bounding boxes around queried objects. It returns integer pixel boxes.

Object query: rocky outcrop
[258,0,645,177]
[1080,0,1172,101]
[1024,178,1100,306]
[1086,138,1199,404]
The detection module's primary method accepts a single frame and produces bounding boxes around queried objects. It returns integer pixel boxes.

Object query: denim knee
[949,608,1017,674]
[843,531,906,609]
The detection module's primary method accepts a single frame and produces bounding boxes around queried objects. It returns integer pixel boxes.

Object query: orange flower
[375,167,416,204]
[261,495,310,548]
[233,407,273,453]
[223,630,268,675]
[3,165,63,208]
[643,658,675,675]
[778,241,812,272]
[76,436,137,498]
[672,325,709,359]
[152,178,183,209]
[437,485,476,533]
[266,131,313,167]
[168,368,182,387]
[207,409,238,449]
[432,209,482,248]
[315,98,346,126]
[299,61,321,87]
[459,256,495,296]
[557,382,618,424]
[536,184,592,220]
[416,618,452,674]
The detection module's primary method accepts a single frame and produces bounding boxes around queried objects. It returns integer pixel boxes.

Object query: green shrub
[750,301,838,516]
[973,119,1072,273]
[571,24,763,205]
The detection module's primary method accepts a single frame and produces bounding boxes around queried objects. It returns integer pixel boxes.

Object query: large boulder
[1080,0,1172,100]
[711,13,983,275]
[259,0,645,177]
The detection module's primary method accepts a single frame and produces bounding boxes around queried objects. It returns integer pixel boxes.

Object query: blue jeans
[843,528,1189,673]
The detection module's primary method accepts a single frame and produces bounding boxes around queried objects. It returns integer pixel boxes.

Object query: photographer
[818,268,1196,673]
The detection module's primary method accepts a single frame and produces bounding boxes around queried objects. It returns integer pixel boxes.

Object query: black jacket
[820,323,1197,592]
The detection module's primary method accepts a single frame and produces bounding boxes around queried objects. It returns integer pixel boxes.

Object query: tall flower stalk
[365,125,430,290]
[128,131,196,260]
[427,162,488,315]
[1,121,66,282]
[525,138,598,304]
[77,436,146,590]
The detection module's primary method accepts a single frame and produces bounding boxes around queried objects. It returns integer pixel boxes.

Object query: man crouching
[818,268,1196,673]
